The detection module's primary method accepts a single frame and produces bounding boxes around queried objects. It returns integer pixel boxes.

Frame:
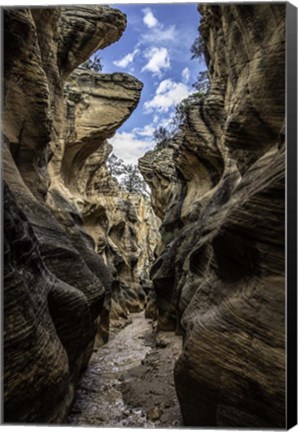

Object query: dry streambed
[67,312,183,427]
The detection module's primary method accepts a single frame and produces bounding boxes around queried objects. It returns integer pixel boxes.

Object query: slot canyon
[3,3,286,428]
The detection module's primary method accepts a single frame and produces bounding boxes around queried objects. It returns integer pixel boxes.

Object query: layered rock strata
[3,5,152,423]
[140,4,285,428]
[82,187,160,320]
[57,68,159,319]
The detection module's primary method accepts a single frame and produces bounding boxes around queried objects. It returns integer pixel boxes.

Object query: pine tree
[82,54,102,73]
[107,153,149,197]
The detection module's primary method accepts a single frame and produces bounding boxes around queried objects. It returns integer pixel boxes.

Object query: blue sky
[97,3,205,164]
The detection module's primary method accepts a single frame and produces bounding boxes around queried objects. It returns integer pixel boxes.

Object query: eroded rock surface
[83,189,160,321]
[3,5,155,423]
[140,4,285,428]
[4,3,286,428]
[55,67,160,320]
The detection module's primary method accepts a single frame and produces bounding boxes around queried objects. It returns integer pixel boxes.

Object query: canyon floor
[67,312,183,427]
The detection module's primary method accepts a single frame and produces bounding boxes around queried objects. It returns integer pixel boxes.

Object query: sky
[96,3,206,164]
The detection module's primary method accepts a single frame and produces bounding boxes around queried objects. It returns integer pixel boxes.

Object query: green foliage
[107,153,126,176]
[152,70,209,151]
[174,92,205,125]
[190,35,206,61]
[153,91,207,150]
[107,153,149,197]
[81,54,102,73]
[121,164,149,196]
[193,70,210,93]
[153,126,172,150]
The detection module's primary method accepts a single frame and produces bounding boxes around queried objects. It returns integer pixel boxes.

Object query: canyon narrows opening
[3,2,287,429]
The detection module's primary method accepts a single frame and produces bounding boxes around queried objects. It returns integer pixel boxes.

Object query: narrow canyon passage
[68,312,183,427]
[3,4,287,428]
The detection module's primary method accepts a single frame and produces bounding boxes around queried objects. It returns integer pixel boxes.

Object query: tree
[81,53,102,72]
[190,35,206,61]
[174,92,205,125]
[121,164,149,196]
[107,153,126,176]
[153,126,171,150]
[193,70,210,94]
[107,153,149,197]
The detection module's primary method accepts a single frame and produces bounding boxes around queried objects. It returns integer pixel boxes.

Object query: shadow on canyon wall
[3,3,285,428]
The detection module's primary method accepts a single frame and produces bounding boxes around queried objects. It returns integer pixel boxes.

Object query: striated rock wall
[3,5,154,423]
[57,67,160,319]
[83,187,160,320]
[140,4,285,428]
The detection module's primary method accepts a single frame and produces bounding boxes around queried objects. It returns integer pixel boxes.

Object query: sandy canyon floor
[68,312,183,427]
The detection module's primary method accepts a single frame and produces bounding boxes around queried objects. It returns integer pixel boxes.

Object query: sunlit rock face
[3,6,126,201]
[3,5,155,423]
[83,189,160,320]
[57,68,159,319]
[140,4,285,428]
[55,69,144,193]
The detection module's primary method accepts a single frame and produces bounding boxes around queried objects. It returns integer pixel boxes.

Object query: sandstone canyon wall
[140,4,286,428]
[3,3,286,428]
[3,6,158,423]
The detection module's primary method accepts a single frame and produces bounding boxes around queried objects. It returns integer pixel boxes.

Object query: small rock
[136,409,143,415]
[156,339,168,348]
[147,405,161,421]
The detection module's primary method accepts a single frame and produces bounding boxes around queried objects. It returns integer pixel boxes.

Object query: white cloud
[141,25,176,44]
[142,7,159,28]
[182,67,190,83]
[108,131,154,165]
[114,48,140,68]
[133,124,155,137]
[155,79,174,94]
[141,47,170,76]
[158,113,175,128]
[144,78,192,113]
[141,7,176,44]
